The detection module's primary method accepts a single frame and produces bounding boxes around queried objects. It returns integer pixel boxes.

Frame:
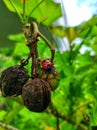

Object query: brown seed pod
[1,65,29,97]
[22,78,51,112]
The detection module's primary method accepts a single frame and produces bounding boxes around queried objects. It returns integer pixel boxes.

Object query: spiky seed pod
[1,65,29,97]
[22,78,51,112]
[40,67,60,91]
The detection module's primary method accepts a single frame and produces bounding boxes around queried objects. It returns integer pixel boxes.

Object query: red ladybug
[40,59,60,91]
[41,59,53,70]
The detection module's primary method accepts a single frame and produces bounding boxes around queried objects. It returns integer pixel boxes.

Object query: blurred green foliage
[1,0,97,130]
[3,0,62,25]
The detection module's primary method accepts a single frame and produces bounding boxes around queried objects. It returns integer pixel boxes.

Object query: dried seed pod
[1,65,29,97]
[40,67,60,91]
[22,78,51,112]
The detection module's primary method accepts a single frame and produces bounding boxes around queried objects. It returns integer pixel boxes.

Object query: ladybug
[39,59,60,91]
[41,59,53,70]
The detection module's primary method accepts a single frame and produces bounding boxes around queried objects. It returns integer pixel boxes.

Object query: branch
[72,100,93,113]
[0,121,19,130]
[46,103,88,130]
[38,31,55,62]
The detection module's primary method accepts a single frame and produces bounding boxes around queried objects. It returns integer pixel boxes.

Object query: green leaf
[3,0,62,25]
[60,122,76,130]
[90,44,97,53]
[75,63,93,75]
[65,27,78,42]
[52,26,78,41]
[90,103,97,127]
[13,42,29,56]
[8,33,25,42]
[51,26,67,38]
[72,72,88,98]
[37,39,51,59]
[76,15,97,35]
[5,103,22,124]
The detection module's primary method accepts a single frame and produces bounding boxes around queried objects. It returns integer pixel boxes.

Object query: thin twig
[72,100,93,113]
[46,103,88,130]
[56,111,60,130]
[0,121,19,130]
[38,31,55,62]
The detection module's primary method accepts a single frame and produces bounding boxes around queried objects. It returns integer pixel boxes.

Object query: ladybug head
[41,59,53,70]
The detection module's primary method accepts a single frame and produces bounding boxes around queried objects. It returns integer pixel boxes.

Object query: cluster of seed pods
[0,22,60,112]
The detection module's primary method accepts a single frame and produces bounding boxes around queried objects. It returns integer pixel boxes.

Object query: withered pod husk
[22,78,51,112]
[1,65,29,97]
[39,67,60,91]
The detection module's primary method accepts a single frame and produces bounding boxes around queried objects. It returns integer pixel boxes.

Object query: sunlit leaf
[3,0,62,25]
[5,103,22,124]
[75,63,93,75]
[51,26,67,38]
[45,126,55,130]
[52,26,78,41]
[13,42,29,56]
[90,44,97,53]
[66,27,78,42]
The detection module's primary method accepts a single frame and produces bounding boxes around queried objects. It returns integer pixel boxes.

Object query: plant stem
[72,100,93,113]
[0,121,19,130]
[30,42,38,77]
[38,31,55,62]
[23,0,26,22]
[8,0,23,22]
[46,102,88,130]
[23,21,55,77]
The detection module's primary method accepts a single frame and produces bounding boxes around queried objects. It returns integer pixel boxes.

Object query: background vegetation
[1,0,97,130]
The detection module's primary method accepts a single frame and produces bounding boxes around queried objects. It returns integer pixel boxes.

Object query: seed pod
[22,78,51,112]
[40,59,60,91]
[1,65,29,97]
[40,67,60,91]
